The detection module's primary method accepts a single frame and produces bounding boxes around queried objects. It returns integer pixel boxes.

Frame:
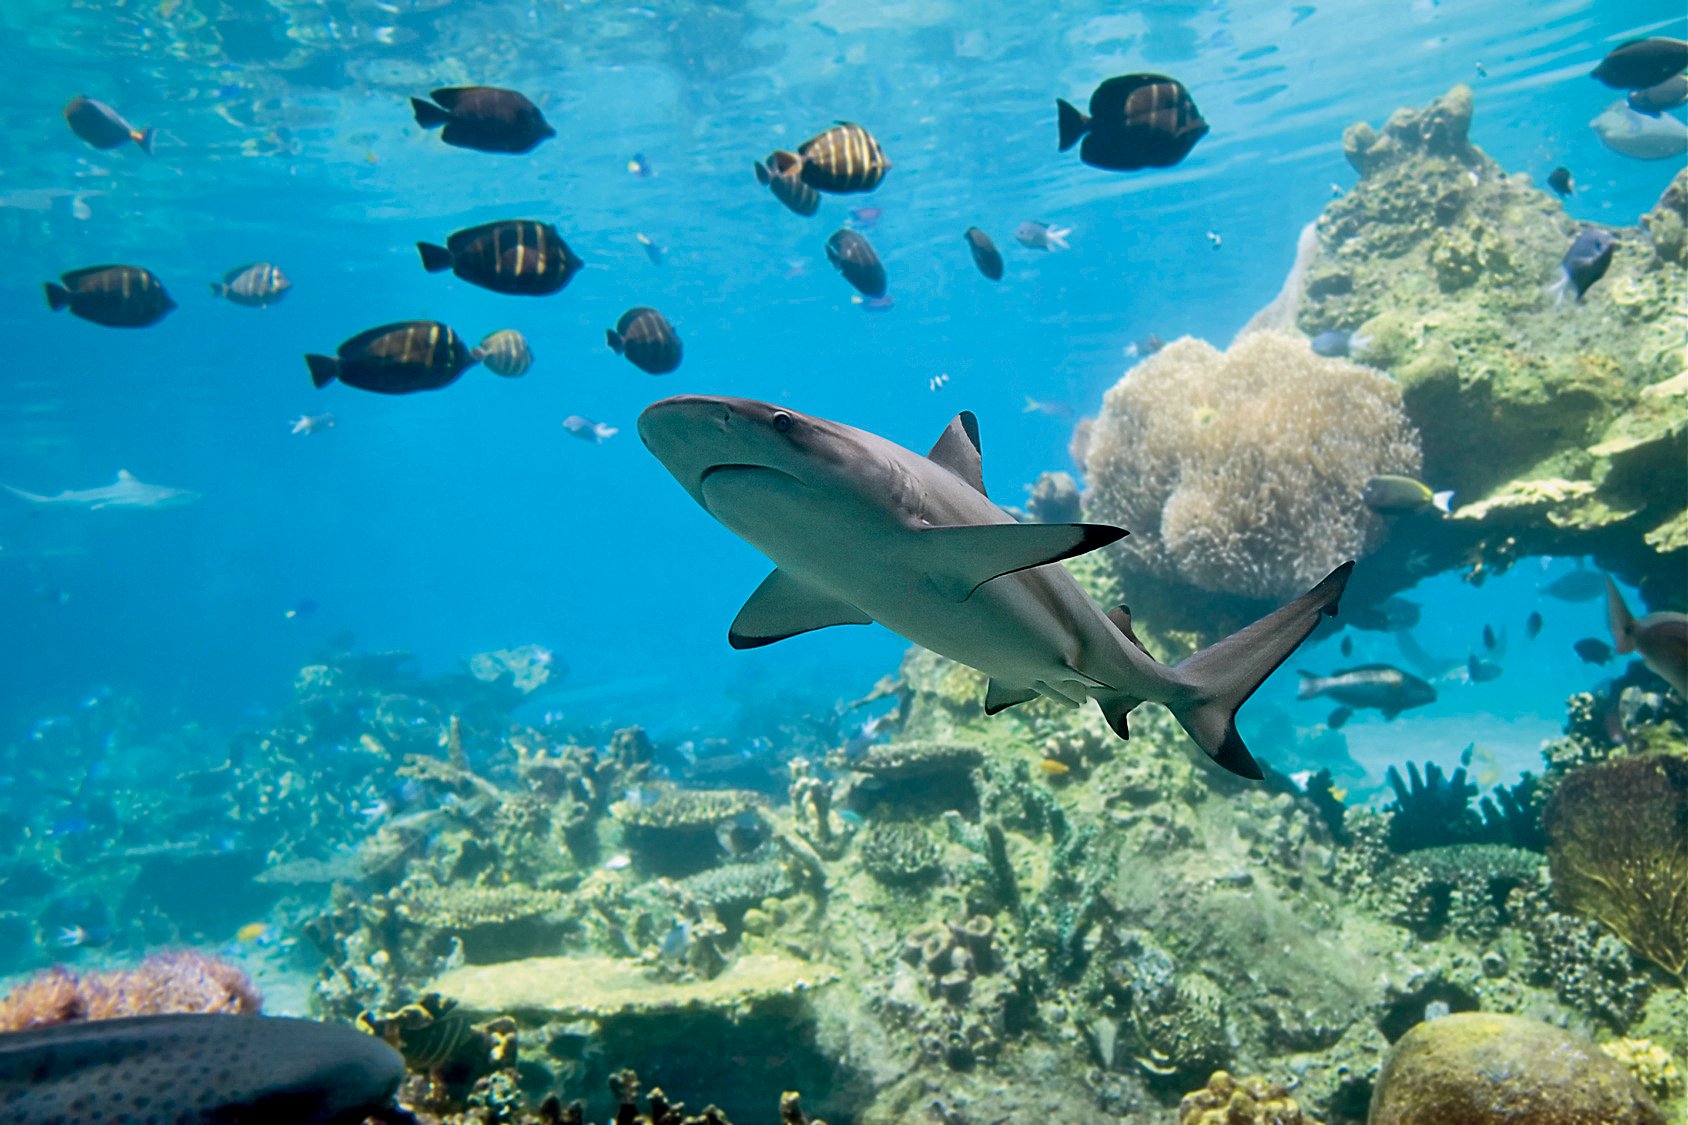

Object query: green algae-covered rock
[1369,1012,1664,1124]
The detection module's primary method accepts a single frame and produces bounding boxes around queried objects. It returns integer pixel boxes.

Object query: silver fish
[475,329,534,377]
[211,262,291,308]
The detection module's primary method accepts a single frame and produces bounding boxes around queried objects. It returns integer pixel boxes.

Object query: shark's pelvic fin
[728,567,872,650]
[926,411,986,495]
[984,679,1038,714]
[1166,561,1354,780]
[1106,605,1155,660]
[920,522,1128,602]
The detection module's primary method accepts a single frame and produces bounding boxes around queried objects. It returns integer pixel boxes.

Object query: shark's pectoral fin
[920,522,1128,601]
[728,568,872,650]
[984,679,1038,714]
[927,412,987,496]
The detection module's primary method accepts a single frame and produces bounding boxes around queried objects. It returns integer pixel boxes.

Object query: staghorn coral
[1545,753,1688,984]
[0,951,261,1031]
[1083,331,1419,602]
[1178,1070,1324,1125]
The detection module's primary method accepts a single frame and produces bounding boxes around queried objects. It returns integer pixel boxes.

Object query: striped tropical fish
[44,264,176,327]
[606,307,682,374]
[825,228,886,297]
[305,320,478,394]
[753,152,821,216]
[417,219,583,296]
[211,262,291,307]
[778,121,890,194]
[475,329,534,377]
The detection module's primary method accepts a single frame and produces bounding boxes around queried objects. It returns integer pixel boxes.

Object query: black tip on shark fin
[927,412,987,495]
[1209,726,1265,780]
[984,679,1038,715]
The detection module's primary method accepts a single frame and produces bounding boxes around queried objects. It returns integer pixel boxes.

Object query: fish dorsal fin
[116,470,135,482]
[1106,605,1155,660]
[927,412,986,495]
[984,679,1039,714]
[920,522,1127,602]
[728,568,871,650]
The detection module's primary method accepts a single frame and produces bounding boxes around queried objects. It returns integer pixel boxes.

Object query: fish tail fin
[1432,490,1455,515]
[134,127,155,155]
[605,329,625,355]
[416,242,453,273]
[44,283,70,311]
[1605,576,1637,654]
[305,354,339,388]
[1048,227,1071,250]
[1296,670,1322,700]
[209,282,227,299]
[411,97,449,129]
[1168,562,1354,779]
[1056,98,1089,151]
[752,160,772,186]
[469,346,486,364]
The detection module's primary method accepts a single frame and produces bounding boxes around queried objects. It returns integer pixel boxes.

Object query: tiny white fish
[57,925,88,947]
[563,415,618,443]
[1015,221,1070,251]
[928,372,950,392]
[1205,230,1223,249]
[290,413,334,435]
[1329,182,1344,198]
[603,853,632,871]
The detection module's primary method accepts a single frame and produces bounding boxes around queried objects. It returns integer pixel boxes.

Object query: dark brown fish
[211,262,290,307]
[1057,74,1209,171]
[825,228,886,298]
[306,321,478,394]
[1591,37,1688,90]
[410,86,555,154]
[0,1013,406,1125]
[44,265,175,328]
[964,227,1003,280]
[417,220,583,296]
[771,122,890,194]
[63,95,153,154]
[753,152,821,217]
[606,307,681,374]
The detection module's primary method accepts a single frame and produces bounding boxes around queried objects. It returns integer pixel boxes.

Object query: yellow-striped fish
[417,220,583,296]
[775,122,890,194]
[754,152,822,216]
[606,307,682,374]
[306,321,478,395]
[474,329,533,377]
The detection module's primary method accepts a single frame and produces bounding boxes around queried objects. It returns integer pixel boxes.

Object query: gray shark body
[0,1013,409,1124]
[3,469,199,509]
[638,395,1351,779]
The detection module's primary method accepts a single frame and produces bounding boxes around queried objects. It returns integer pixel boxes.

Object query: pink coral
[0,951,261,1031]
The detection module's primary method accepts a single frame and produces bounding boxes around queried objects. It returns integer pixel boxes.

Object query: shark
[2,469,199,509]
[638,395,1352,779]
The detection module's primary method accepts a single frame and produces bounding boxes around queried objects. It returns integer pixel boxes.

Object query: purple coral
[0,950,262,1031]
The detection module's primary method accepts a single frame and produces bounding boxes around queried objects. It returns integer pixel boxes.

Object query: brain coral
[1083,331,1421,600]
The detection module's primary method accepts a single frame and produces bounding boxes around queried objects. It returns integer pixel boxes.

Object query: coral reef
[1179,1071,1324,1125]
[1368,1012,1664,1125]
[1082,330,1419,609]
[0,951,261,1030]
[1254,86,1686,609]
[1544,753,1688,983]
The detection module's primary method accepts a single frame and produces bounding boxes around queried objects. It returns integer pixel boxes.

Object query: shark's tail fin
[1165,562,1353,779]
[2,483,52,504]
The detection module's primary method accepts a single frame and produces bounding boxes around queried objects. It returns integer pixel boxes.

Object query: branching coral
[1083,331,1420,600]
[1545,754,1688,983]
[1383,760,1480,852]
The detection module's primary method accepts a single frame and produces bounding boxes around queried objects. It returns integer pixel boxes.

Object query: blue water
[1,3,1679,775]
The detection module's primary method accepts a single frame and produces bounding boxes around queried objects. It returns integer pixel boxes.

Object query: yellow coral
[1602,1038,1682,1102]
[1178,1070,1323,1125]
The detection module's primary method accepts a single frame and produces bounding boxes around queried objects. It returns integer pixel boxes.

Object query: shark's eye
[772,411,794,433]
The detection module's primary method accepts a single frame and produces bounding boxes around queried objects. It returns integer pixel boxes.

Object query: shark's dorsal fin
[984,679,1038,714]
[921,522,1127,602]
[1106,605,1155,660]
[728,568,871,650]
[927,412,986,496]
[117,470,135,481]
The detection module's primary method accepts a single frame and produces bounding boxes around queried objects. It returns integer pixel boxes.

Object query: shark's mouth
[698,463,799,486]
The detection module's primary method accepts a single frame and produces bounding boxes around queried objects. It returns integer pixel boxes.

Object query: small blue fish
[659,921,691,960]
[1552,228,1616,303]
[628,152,654,177]
[1310,329,1370,358]
[636,232,665,265]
